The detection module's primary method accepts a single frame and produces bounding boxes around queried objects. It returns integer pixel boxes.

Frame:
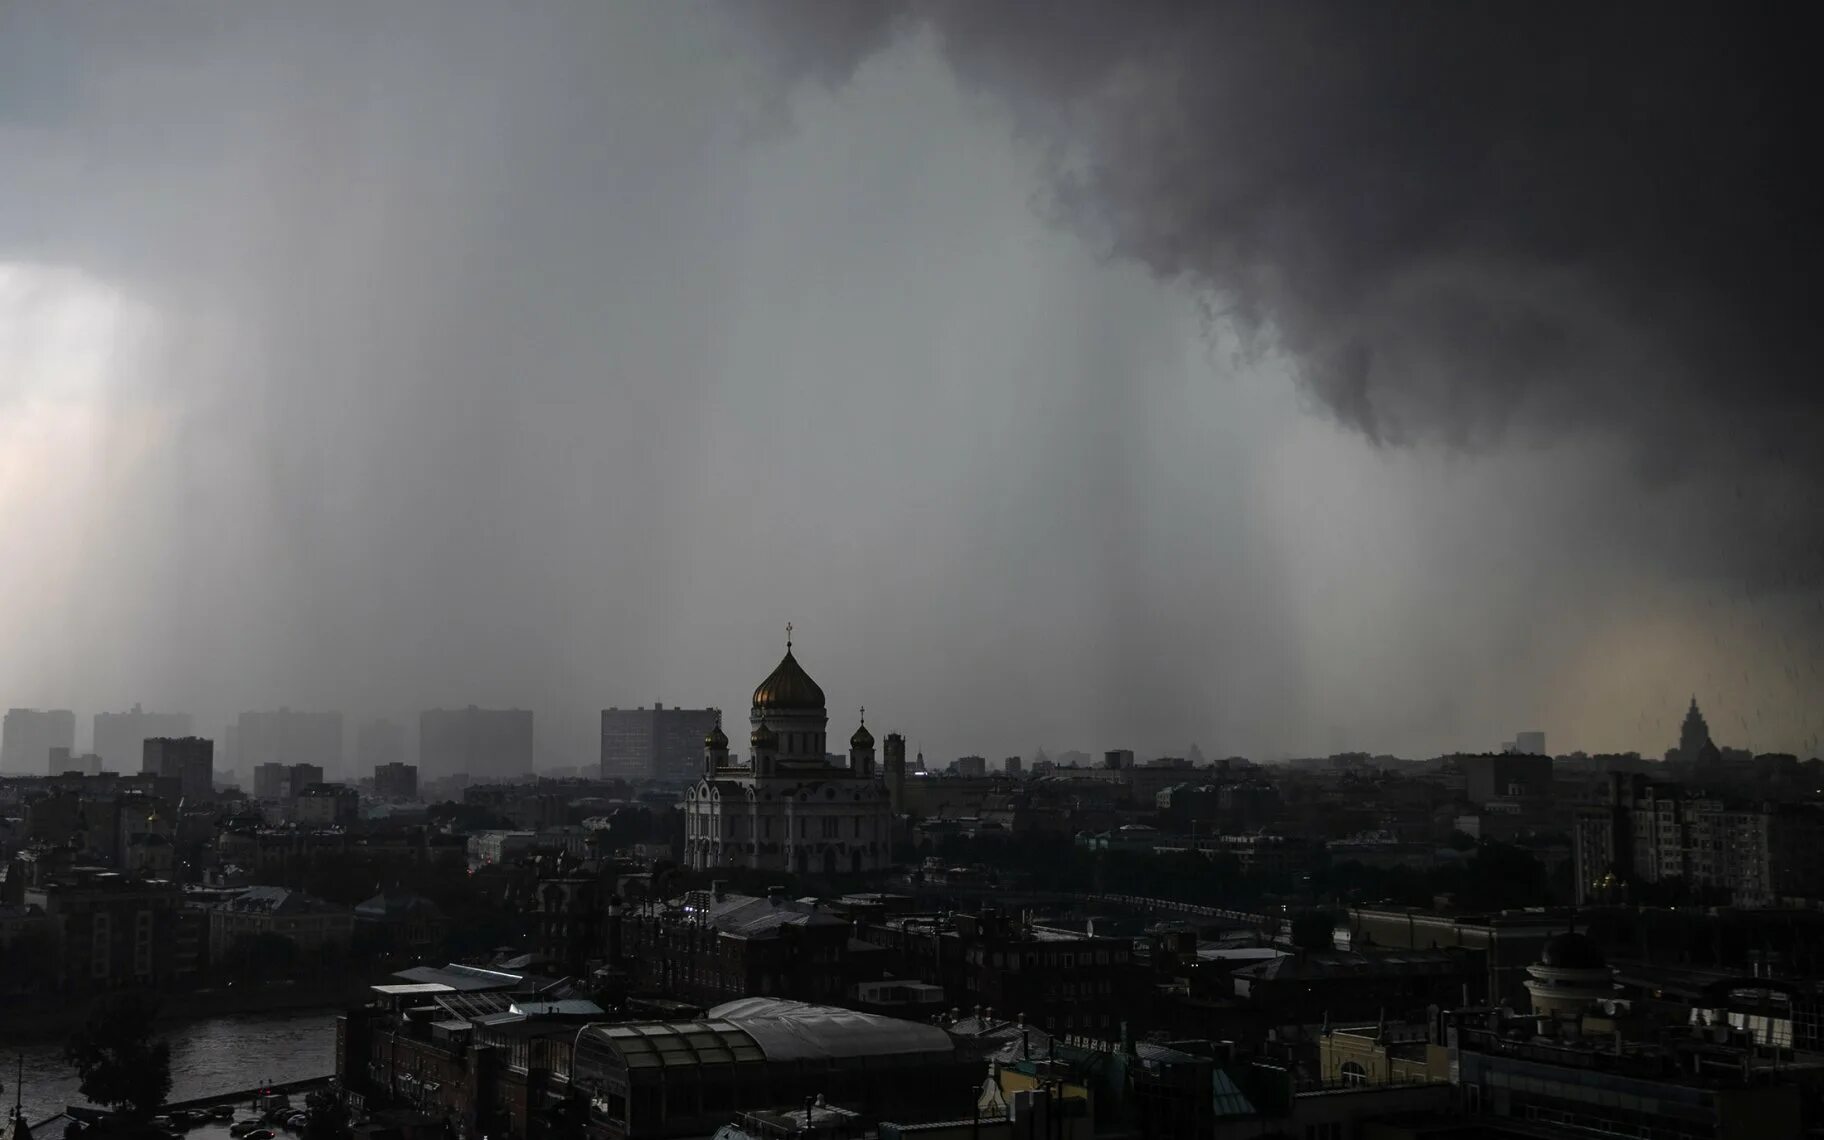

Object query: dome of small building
[1540,931,1606,971]
[851,721,874,749]
[706,722,729,749]
[752,648,826,712]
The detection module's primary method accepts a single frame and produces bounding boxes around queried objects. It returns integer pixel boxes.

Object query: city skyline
[2,3,1820,767]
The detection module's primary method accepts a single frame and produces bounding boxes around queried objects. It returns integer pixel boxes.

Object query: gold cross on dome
[786,621,793,650]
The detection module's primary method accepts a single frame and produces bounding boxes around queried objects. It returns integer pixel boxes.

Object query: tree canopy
[63,991,173,1120]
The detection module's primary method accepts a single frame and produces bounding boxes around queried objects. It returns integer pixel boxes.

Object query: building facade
[142,735,215,801]
[1572,773,1824,906]
[209,885,354,963]
[682,639,893,875]
[600,704,721,784]
[375,761,421,800]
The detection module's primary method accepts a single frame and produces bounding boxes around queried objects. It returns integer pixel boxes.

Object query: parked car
[246,1129,277,1139]
[230,1122,264,1136]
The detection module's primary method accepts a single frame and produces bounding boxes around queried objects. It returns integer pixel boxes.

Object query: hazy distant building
[47,747,104,776]
[952,755,987,778]
[1104,749,1135,770]
[143,736,215,802]
[237,708,343,782]
[94,705,193,772]
[1004,755,1023,776]
[1509,730,1547,756]
[419,706,533,780]
[2,708,75,775]
[373,761,419,801]
[356,718,406,772]
[684,639,892,875]
[601,703,721,783]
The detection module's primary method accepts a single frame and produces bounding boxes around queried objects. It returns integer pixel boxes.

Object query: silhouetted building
[601,703,721,783]
[953,754,987,778]
[374,761,419,800]
[1004,755,1023,776]
[1461,752,1552,804]
[357,717,406,771]
[1104,749,1135,770]
[22,871,204,990]
[237,708,343,782]
[419,706,534,780]
[254,761,287,799]
[94,704,193,772]
[142,735,214,801]
[2,708,75,775]
[685,638,892,875]
[1672,696,1714,765]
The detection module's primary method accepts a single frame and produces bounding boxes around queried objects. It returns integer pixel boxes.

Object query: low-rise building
[209,884,353,964]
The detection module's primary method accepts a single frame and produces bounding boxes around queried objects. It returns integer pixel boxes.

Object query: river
[5,1009,340,1126]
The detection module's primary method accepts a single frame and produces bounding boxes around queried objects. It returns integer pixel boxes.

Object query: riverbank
[0,978,369,1041]
[9,1009,343,1127]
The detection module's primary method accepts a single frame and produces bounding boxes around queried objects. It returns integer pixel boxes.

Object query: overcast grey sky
[2,2,1819,769]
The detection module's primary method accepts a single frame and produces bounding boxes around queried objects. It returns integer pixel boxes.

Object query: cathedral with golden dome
[682,629,899,875]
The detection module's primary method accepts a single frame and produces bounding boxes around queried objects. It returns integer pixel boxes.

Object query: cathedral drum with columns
[684,631,894,875]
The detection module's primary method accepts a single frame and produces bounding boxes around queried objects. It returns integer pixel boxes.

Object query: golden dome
[850,714,873,750]
[752,648,826,712]
[705,722,728,750]
[751,721,778,750]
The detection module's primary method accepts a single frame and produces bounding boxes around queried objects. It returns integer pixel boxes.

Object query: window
[1340,1061,1368,1087]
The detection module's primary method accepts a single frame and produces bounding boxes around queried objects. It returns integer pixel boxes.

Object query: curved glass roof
[709,998,956,1061]
[579,1020,767,1070]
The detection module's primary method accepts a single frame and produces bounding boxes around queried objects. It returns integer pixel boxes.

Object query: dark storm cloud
[747,1,1824,566]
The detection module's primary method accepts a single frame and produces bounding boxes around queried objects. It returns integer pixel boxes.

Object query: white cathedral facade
[683,635,894,874]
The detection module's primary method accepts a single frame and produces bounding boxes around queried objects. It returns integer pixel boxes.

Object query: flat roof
[372,983,457,995]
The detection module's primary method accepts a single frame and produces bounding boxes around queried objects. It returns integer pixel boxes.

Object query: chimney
[711,879,726,902]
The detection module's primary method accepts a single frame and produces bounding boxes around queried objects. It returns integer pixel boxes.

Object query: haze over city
[4,1,1820,766]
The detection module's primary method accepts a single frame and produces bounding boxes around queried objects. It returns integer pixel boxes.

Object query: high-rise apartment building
[94,705,193,772]
[601,703,721,783]
[1574,773,1824,907]
[2,708,76,775]
[373,761,419,801]
[236,709,343,782]
[419,706,533,780]
[1004,755,1023,776]
[953,755,987,778]
[253,762,287,799]
[356,718,406,772]
[142,736,215,802]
